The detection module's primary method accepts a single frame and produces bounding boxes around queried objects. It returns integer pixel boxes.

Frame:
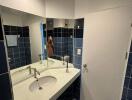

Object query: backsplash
[4,25,31,69]
[122,41,132,100]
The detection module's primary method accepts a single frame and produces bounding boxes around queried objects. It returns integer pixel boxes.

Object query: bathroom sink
[29,76,57,92]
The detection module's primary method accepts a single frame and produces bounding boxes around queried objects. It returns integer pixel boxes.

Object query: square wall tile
[128,53,132,65]
[122,88,127,99]
[73,64,81,69]
[0,73,12,100]
[75,38,83,48]
[129,78,132,89]
[75,29,83,38]
[127,89,132,100]
[75,18,84,29]
[4,31,11,35]
[73,55,82,65]
[0,42,8,74]
[124,77,130,88]
[4,25,10,32]
[11,26,17,32]
[22,26,29,37]
[126,65,132,77]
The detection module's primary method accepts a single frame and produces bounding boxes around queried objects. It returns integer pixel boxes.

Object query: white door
[80,6,132,100]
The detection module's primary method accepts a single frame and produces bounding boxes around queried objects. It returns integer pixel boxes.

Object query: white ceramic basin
[29,76,57,92]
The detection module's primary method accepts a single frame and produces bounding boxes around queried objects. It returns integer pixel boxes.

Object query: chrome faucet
[66,60,69,73]
[39,53,45,64]
[64,56,70,73]
[38,54,42,64]
[32,68,42,90]
[32,68,40,79]
[27,66,32,74]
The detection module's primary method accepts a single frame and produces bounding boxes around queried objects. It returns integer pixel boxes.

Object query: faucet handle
[36,69,40,75]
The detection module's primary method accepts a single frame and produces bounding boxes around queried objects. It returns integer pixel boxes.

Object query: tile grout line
[125,64,132,100]
[0,72,9,76]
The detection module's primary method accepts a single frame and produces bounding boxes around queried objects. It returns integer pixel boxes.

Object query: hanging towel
[6,35,18,46]
[47,36,54,57]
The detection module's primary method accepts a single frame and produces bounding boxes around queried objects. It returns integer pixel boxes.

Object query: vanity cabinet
[57,75,81,100]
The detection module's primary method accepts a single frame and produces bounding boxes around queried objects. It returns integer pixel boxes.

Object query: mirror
[0,6,84,86]
[46,18,75,68]
[0,6,47,85]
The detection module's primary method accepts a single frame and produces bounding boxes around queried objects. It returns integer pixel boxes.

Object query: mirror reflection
[1,6,83,87]
[46,18,75,68]
[0,5,84,100]
[0,6,47,85]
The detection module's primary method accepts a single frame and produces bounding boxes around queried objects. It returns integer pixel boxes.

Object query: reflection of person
[47,36,54,57]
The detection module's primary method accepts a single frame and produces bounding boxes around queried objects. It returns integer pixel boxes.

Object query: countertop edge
[50,70,81,100]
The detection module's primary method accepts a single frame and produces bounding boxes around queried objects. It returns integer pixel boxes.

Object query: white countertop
[13,67,80,100]
[11,58,74,85]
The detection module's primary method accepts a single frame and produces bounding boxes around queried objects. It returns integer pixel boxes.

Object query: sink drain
[39,86,43,90]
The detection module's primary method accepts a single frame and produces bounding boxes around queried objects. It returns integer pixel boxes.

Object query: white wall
[74,1,132,100]
[1,6,46,63]
[0,0,46,17]
[1,10,23,26]
[0,0,75,19]
[1,0,132,19]
[45,0,74,19]
[75,0,132,18]
[53,19,75,28]
[22,14,46,63]
[53,19,65,28]
[67,19,75,28]
[81,6,132,100]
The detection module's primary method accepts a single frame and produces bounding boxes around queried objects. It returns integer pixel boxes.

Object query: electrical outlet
[77,48,81,55]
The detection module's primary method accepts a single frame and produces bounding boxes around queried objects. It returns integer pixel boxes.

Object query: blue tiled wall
[7,37,31,69]
[47,18,84,100]
[0,18,13,100]
[72,18,84,100]
[56,19,84,100]
[4,25,31,69]
[73,19,84,69]
[47,28,74,63]
[122,41,132,100]
[73,37,83,69]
